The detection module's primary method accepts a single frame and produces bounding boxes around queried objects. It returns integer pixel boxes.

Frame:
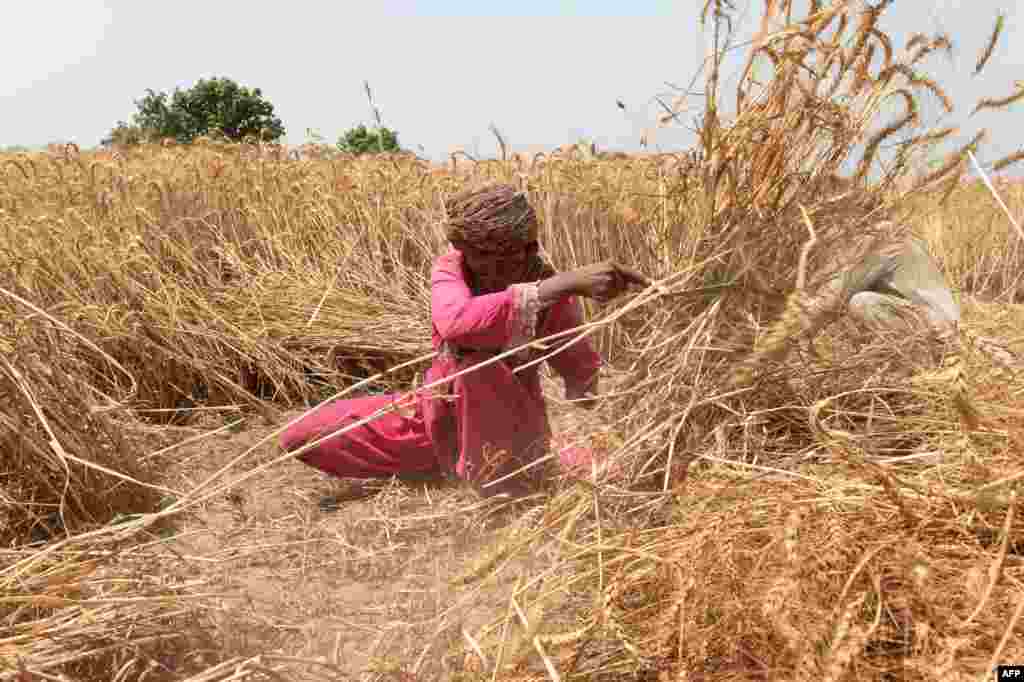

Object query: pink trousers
[279,392,602,483]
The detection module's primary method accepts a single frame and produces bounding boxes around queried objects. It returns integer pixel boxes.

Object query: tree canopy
[104,77,285,146]
[337,124,401,156]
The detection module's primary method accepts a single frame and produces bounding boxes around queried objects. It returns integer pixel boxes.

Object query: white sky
[2,1,1021,166]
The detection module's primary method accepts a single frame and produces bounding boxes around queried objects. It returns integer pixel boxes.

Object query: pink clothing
[281,249,602,490]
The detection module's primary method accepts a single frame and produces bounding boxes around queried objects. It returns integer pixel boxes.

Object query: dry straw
[439,1,1024,679]
[3,0,1024,679]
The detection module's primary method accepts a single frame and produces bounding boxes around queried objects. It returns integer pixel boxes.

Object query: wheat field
[3,1,1024,680]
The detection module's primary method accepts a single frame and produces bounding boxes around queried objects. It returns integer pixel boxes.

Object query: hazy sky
[2,1,1021,166]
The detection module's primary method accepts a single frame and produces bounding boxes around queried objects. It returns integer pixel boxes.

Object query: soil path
[160,403,580,681]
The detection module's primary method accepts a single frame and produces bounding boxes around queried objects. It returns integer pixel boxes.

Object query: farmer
[828,232,1023,368]
[833,233,960,342]
[280,183,649,496]
[732,230,968,388]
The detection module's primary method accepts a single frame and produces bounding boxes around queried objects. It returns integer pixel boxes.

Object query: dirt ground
[156,385,601,681]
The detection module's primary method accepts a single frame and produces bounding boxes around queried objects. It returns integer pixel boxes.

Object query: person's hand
[569,260,650,302]
[567,376,599,410]
[539,260,650,304]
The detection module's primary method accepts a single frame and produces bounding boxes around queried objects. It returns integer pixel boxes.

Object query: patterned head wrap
[443,184,539,254]
[442,183,555,291]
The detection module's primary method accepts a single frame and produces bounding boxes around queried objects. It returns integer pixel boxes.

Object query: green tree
[337,124,401,155]
[104,77,285,145]
[102,122,150,147]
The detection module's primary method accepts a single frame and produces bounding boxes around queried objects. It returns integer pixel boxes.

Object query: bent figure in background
[836,235,959,342]
[280,184,648,497]
[733,228,1015,388]
[811,231,1018,368]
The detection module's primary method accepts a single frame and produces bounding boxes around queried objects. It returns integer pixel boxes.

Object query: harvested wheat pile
[0,293,166,547]
[0,540,217,682]
[446,2,1024,680]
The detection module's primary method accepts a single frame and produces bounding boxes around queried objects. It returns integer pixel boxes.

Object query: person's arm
[432,255,649,352]
[538,261,650,306]
[431,255,544,349]
[543,294,602,404]
[537,271,578,307]
[879,237,960,330]
[539,261,648,408]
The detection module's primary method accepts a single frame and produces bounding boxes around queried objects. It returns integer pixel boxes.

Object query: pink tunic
[280,249,602,488]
